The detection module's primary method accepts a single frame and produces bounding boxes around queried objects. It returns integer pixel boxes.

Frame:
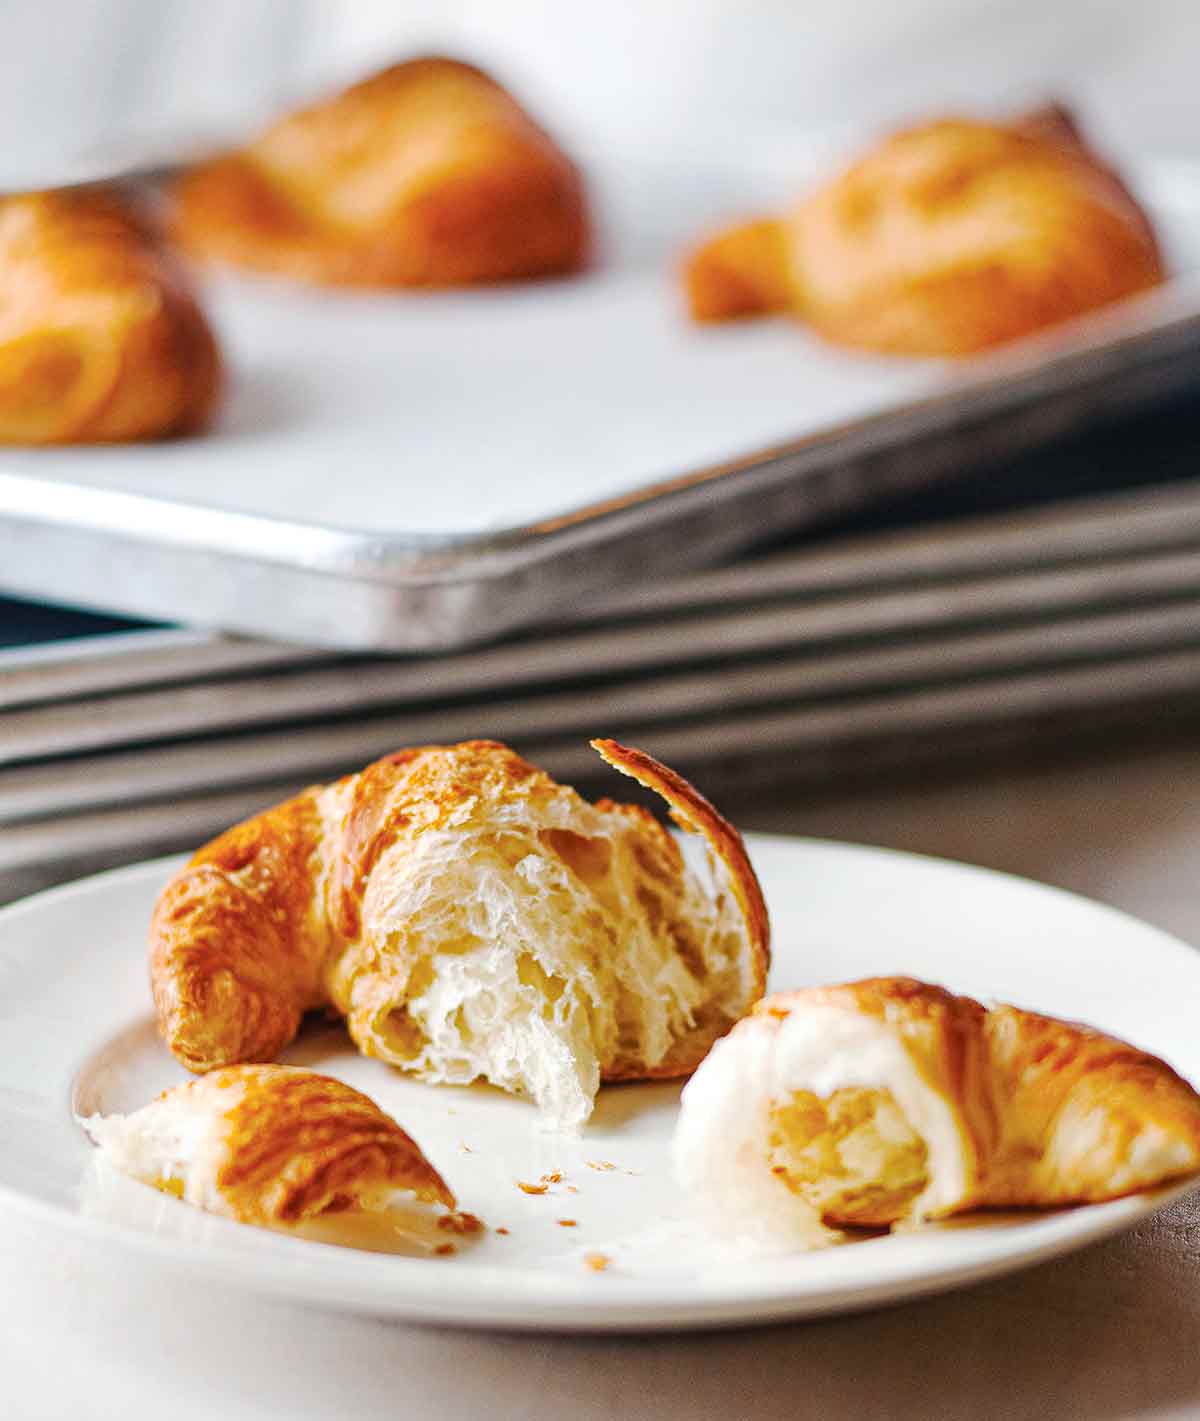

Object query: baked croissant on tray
[684,104,1164,355]
[0,188,221,443]
[150,739,769,1131]
[171,56,589,288]
[674,977,1200,1251]
[81,1065,455,1226]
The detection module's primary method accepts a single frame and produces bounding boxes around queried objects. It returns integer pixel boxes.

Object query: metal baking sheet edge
[2,282,1200,652]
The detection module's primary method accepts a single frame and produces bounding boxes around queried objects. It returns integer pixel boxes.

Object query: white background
[0,0,1196,179]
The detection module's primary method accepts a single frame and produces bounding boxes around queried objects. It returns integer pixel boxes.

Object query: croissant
[150,739,769,1130]
[683,105,1164,355]
[0,188,221,443]
[673,977,1200,1250]
[170,56,589,288]
[80,1065,454,1226]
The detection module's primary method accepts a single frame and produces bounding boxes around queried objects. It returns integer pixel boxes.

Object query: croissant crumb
[437,1211,485,1234]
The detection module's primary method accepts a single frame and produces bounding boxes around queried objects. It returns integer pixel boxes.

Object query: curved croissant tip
[589,737,770,1000]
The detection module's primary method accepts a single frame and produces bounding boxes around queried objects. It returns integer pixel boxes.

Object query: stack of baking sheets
[3,145,1200,900]
[4,389,1200,904]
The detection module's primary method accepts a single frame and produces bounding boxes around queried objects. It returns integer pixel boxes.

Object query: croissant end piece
[682,216,791,323]
[0,188,221,444]
[683,105,1164,355]
[674,977,1200,1251]
[149,739,769,1131]
[81,1064,455,1226]
[171,56,589,289]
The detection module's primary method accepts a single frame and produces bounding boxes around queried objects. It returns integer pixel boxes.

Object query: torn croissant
[170,56,589,288]
[81,1065,454,1226]
[683,105,1164,355]
[0,188,220,444]
[149,739,769,1130]
[673,977,1200,1251]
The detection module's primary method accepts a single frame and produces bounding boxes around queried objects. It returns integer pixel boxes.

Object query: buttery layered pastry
[684,105,1164,355]
[82,1065,454,1226]
[0,188,220,443]
[149,739,769,1131]
[674,977,1200,1250]
[171,56,589,288]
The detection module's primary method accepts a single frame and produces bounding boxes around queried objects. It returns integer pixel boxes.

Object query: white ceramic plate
[0,835,1196,1332]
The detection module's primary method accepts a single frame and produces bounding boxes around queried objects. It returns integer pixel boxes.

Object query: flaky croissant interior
[674,977,1200,1250]
[150,739,769,1131]
[767,1085,931,1227]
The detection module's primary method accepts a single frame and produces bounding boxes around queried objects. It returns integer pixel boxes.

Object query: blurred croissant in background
[684,105,1165,356]
[171,56,590,289]
[0,188,220,444]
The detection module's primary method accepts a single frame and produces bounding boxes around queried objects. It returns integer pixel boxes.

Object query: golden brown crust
[756,977,1200,1213]
[329,742,546,942]
[211,1066,454,1223]
[982,1004,1200,1205]
[788,116,1164,355]
[590,736,771,1032]
[1009,102,1161,256]
[171,57,589,288]
[682,216,790,322]
[0,188,221,443]
[150,740,767,1098]
[683,105,1163,356]
[149,788,328,1071]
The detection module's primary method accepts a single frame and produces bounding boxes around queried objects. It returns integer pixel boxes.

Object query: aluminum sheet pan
[5,532,1200,765]
[5,642,1200,904]
[2,472,1200,709]
[0,155,1198,651]
[2,591,1199,825]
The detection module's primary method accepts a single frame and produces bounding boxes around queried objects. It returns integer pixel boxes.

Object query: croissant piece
[673,977,1200,1250]
[0,188,221,443]
[81,1065,454,1226]
[683,105,1163,355]
[150,739,769,1130]
[171,56,589,288]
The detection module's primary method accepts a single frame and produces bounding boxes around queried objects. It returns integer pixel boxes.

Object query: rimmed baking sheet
[4,534,1200,767]
[5,640,1200,904]
[1,154,1199,650]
